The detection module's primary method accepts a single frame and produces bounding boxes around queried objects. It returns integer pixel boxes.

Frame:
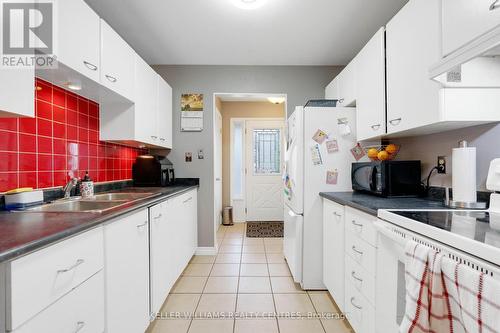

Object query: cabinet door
[442,0,500,56]
[325,78,339,99]
[57,0,100,82]
[105,209,150,333]
[337,60,356,107]
[356,28,386,141]
[150,201,176,314]
[322,200,345,311]
[134,55,159,145]
[100,19,135,101]
[386,0,441,134]
[157,76,173,148]
[0,68,34,117]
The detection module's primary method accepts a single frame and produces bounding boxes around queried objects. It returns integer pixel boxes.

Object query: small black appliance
[132,155,175,187]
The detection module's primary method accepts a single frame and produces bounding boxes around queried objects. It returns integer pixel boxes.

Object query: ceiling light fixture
[232,0,267,10]
[268,97,286,104]
[64,82,82,91]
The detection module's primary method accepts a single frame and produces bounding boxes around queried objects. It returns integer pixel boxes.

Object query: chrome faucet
[63,178,79,198]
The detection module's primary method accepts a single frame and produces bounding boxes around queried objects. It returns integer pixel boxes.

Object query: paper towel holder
[447,140,487,209]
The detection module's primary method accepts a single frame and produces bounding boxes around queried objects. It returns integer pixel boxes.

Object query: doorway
[213,93,286,232]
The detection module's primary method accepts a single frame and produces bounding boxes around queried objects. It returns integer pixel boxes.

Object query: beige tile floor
[149,223,353,333]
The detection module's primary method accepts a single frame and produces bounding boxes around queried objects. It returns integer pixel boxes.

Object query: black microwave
[351,161,422,197]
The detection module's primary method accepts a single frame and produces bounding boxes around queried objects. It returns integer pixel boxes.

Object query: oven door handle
[374,221,407,247]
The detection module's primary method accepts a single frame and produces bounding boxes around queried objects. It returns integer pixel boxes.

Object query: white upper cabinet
[325,77,339,99]
[385,0,441,134]
[442,0,500,57]
[135,55,160,145]
[100,20,136,102]
[0,69,34,117]
[336,60,357,107]
[157,76,173,149]
[56,0,100,82]
[356,28,386,141]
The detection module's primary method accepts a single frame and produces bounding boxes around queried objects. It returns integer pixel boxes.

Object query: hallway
[149,223,353,333]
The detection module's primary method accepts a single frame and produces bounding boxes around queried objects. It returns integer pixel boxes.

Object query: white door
[214,108,223,226]
[245,120,285,221]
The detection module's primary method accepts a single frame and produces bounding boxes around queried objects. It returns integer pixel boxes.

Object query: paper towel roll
[452,145,476,203]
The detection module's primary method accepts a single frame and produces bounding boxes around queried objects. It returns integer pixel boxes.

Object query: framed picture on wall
[181,93,204,131]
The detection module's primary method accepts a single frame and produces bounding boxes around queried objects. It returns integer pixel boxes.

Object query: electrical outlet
[437,156,446,174]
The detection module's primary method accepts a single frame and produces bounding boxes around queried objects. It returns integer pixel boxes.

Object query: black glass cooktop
[393,210,500,248]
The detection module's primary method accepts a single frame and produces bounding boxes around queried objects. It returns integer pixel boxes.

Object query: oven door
[374,220,407,333]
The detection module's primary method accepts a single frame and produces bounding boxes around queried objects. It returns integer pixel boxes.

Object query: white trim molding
[195,247,218,256]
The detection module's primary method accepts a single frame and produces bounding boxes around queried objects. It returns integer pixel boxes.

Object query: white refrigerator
[283,102,358,289]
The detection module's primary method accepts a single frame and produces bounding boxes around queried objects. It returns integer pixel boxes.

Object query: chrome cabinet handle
[333,212,342,218]
[153,213,162,220]
[371,124,381,130]
[490,0,499,10]
[57,259,84,274]
[351,271,363,282]
[151,135,158,140]
[74,321,85,333]
[352,245,363,255]
[83,61,97,71]
[337,98,344,104]
[350,297,362,310]
[351,220,363,228]
[105,74,117,83]
[136,221,148,228]
[389,118,402,126]
[183,197,193,204]
[160,138,166,141]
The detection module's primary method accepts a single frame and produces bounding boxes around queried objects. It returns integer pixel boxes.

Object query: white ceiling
[85,0,407,66]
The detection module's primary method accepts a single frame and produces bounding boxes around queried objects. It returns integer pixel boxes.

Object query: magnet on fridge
[326,170,339,185]
[350,143,365,161]
[310,144,323,165]
[312,129,327,144]
[326,139,339,154]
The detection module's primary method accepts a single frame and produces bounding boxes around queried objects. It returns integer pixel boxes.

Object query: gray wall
[153,65,342,247]
[393,123,500,190]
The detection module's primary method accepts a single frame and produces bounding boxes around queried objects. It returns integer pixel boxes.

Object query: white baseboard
[195,247,218,255]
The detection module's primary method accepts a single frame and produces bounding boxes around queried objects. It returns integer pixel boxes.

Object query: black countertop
[319,191,446,216]
[0,185,197,263]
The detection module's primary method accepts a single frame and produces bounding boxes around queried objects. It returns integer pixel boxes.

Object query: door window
[253,129,281,175]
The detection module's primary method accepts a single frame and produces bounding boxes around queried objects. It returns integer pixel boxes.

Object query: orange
[367,148,379,159]
[385,144,398,155]
[378,150,390,161]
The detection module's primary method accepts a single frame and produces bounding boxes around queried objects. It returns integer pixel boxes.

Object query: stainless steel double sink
[23,192,155,213]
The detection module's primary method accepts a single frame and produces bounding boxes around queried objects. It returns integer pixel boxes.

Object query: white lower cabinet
[104,209,150,333]
[150,189,198,314]
[323,202,378,333]
[13,271,104,333]
[322,199,345,311]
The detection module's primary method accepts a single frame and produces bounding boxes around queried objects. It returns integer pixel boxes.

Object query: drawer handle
[183,197,193,204]
[490,0,500,10]
[333,212,342,218]
[371,124,381,130]
[83,61,97,71]
[352,245,363,255]
[74,321,85,333]
[57,259,84,274]
[351,219,363,228]
[153,213,162,220]
[350,297,362,310]
[351,271,363,282]
[105,74,117,83]
[389,118,402,126]
[337,98,344,104]
[137,221,148,228]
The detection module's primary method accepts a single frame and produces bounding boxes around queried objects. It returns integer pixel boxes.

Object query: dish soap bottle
[79,171,94,198]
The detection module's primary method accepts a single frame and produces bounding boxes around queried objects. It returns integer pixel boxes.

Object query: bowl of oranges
[364,144,400,161]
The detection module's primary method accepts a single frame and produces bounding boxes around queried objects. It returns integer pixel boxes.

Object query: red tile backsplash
[0,78,145,192]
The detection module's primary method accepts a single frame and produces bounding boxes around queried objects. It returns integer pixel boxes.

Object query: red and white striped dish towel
[441,256,500,333]
[400,240,500,333]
